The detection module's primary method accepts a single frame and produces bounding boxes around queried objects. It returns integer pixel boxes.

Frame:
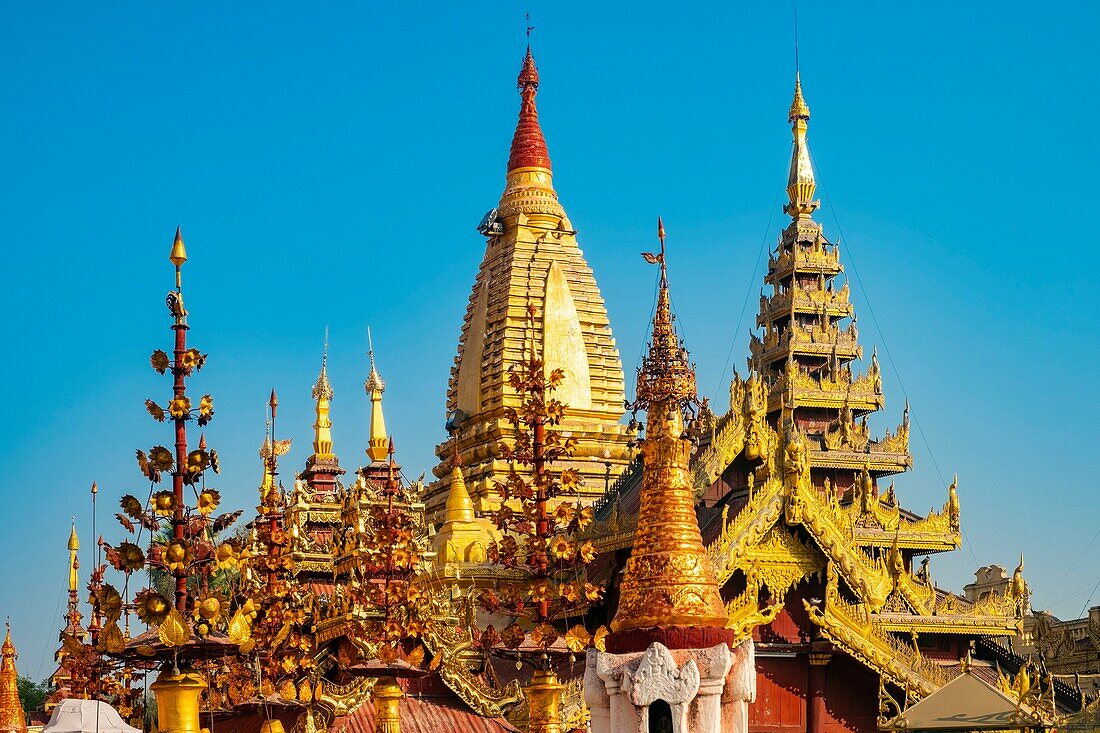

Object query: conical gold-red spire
[0,625,27,733]
[507,47,551,172]
[497,46,563,222]
[612,221,728,634]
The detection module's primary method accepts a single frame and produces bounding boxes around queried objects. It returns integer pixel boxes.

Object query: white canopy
[41,700,141,733]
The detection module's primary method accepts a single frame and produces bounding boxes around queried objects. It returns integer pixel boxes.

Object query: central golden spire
[785,72,819,218]
[611,220,728,633]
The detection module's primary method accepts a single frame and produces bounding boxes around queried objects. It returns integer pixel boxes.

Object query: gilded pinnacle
[68,519,80,552]
[789,71,810,122]
[365,330,389,462]
[313,352,333,402]
[785,72,818,217]
[312,340,335,459]
[169,226,188,267]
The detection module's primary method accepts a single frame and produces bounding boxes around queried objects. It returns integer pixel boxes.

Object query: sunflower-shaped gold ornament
[164,539,192,573]
[134,588,171,626]
[197,488,220,515]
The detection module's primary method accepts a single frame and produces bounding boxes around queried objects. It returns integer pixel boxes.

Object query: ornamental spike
[169,226,188,267]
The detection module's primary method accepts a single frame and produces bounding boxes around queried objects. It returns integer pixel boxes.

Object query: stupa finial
[785,73,819,218]
[365,328,388,462]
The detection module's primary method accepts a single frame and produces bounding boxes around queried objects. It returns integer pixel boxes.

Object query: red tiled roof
[213,695,516,733]
[333,695,517,733]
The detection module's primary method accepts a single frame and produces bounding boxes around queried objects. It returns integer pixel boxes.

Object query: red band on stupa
[506,47,552,172]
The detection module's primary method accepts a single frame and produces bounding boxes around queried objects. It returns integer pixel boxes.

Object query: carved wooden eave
[752,332,862,365]
[803,580,950,700]
[768,388,882,414]
[291,555,334,576]
[767,246,843,281]
[316,676,375,716]
[589,527,636,554]
[808,449,911,474]
[419,563,528,585]
[692,410,750,497]
[297,507,342,524]
[873,612,1021,636]
[421,618,523,717]
[854,525,960,554]
[757,287,854,326]
[708,479,787,587]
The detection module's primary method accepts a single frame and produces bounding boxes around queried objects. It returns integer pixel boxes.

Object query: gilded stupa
[612,223,729,635]
[0,626,27,733]
[427,47,634,521]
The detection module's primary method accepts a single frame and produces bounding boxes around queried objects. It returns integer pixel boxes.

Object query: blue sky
[1,2,1097,677]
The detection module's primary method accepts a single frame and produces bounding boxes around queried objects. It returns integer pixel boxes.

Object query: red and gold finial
[507,46,551,172]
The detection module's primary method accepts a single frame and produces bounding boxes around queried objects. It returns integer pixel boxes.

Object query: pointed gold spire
[612,222,727,633]
[67,519,80,593]
[364,328,388,463]
[169,226,188,292]
[0,624,26,733]
[311,330,335,459]
[785,72,819,218]
[169,226,188,267]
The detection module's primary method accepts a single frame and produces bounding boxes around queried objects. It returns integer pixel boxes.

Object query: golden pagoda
[0,626,27,733]
[684,74,1027,703]
[612,222,728,634]
[428,46,634,521]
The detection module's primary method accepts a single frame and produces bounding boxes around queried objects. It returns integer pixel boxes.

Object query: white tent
[41,700,141,733]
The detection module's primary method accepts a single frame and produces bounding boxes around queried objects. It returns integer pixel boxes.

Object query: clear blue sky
[2,2,1097,678]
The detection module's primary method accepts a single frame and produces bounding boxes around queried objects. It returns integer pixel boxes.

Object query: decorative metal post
[371,676,403,733]
[524,669,563,733]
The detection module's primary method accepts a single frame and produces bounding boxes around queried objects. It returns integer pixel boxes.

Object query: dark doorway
[649,699,673,733]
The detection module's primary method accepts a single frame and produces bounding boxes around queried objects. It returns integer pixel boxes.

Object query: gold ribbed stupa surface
[612,225,728,633]
[0,626,27,733]
[427,47,633,521]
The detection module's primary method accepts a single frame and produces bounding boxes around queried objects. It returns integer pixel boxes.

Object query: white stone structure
[585,640,755,733]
